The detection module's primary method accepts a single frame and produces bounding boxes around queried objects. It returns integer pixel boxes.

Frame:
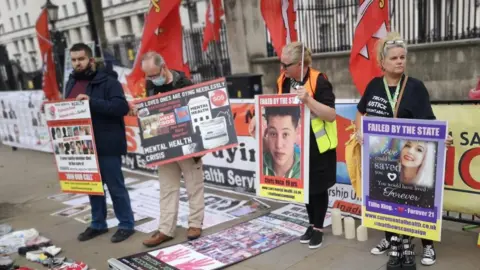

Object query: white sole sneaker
[370,248,388,255]
[308,243,323,249]
[299,239,310,244]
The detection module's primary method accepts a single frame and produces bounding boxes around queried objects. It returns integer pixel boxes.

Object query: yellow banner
[60,181,104,195]
[258,184,305,203]
[362,207,442,241]
[433,104,480,215]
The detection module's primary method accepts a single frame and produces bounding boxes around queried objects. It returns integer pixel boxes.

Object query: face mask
[150,76,166,86]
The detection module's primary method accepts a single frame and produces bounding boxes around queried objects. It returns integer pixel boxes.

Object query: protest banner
[255,94,310,204]
[432,104,480,215]
[361,116,447,241]
[134,78,238,167]
[108,204,308,270]
[44,100,104,195]
[0,91,51,152]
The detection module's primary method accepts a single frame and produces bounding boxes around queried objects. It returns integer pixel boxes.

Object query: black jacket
[65,68,129,156]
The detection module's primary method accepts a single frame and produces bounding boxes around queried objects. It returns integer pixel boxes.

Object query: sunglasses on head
[383,39,405,48]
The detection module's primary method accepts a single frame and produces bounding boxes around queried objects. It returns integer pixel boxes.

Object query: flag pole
[297,0,304,85]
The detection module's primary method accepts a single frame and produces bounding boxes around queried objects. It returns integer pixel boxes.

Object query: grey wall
[250,39,480,101]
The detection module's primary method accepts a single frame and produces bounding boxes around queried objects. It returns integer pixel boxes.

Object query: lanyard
[383,77,401,113]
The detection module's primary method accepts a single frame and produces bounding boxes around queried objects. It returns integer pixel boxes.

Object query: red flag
[35,9,60,101]
[261,0,298,57]
[126,0,190,98]
[349,0,390,95]
[202,0,224,51]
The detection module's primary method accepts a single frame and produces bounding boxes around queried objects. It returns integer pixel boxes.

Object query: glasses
[281,62,296,69]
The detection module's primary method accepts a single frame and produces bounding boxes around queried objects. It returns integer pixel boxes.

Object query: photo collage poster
[134,78,238,167]
[44,100,104,195]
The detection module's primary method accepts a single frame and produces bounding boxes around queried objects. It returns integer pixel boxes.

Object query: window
[137,14,145,29]
[21,40,26,52]
[14,0,18,8]
[110,20,118,37]
[10,18,14,30]
[6,0,10,10]
[29,38,34,51]
[24,13,30,26]
[124,17,133,34]
[73,2,79,14]
[17,15,22,29]
[188,4,199,23]
[14,41,19,52]
[63,5,68,17]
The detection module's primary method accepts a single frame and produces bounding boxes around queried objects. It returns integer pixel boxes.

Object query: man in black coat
[65,43,135,243]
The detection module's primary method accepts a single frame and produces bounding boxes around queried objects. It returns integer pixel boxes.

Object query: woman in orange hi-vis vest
[249,41,337,250]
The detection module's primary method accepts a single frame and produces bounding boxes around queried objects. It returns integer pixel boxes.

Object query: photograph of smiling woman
[399,140,436,189]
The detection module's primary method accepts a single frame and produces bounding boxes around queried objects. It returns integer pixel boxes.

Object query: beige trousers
[158,158,205,237]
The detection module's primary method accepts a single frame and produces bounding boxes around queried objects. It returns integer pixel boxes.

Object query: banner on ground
[44,100,104,195]
[0,91,51,152]
[361,116,447,241]
[255,94,310,204]
[108,204,308,270]
[134,78,238,166]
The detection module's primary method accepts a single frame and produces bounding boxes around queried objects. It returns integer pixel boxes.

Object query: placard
[255,94,310,204]
[134,78,238,166]
[44,100,104,195]
[361,116,447,241]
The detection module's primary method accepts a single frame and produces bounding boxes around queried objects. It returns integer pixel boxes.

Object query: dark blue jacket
[65,68,129,156]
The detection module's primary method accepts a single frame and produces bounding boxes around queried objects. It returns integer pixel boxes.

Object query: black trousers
[385,231,433,246]
[305,191,329,229]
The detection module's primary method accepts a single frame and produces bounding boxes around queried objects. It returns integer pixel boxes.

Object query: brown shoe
[187,227,202,240]
[142,231,173,247]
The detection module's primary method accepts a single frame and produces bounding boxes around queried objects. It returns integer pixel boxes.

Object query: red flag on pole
[349,0,390,95]
[260,0,298,57]
[202,0,224,51]
[36,8,60,101]
[126,0,190,98]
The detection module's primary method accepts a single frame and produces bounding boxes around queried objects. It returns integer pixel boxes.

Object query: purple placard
[365,196,437,223]
[361,116,447,241]
[363,117,447,140]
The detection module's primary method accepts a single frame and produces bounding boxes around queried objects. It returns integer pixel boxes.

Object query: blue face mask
[150,76,166,86]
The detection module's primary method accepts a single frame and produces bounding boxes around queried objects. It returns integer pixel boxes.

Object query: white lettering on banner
[146,152,165,162]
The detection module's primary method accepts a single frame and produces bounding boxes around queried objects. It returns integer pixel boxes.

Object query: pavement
[0,144,479,270]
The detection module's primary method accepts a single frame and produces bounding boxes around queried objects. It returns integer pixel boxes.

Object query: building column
[223,0,267,74]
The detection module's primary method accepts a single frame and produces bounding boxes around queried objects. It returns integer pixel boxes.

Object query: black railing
[267,0,480,56]
[183,23,231,83]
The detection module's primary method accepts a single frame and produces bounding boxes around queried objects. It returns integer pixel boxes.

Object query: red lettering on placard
[444,146,455,186]
[125,127,137,153]
[459,147,480,190]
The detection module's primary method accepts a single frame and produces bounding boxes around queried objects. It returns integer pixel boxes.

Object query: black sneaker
[77,227,108,242]
[111,229,135,243]
[386,245,403,270]
[421,244,436,266]
[308,229,323,249]
[370,238,390,255]
[300,226,314,244]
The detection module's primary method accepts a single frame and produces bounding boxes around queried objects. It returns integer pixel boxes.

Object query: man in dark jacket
[65,43,135,243]
[139,51,205,248]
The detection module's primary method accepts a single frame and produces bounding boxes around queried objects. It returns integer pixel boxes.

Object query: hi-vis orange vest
[276,68,338,153]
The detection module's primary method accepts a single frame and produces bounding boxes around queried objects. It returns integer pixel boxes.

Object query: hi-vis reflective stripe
[314,128,326,138]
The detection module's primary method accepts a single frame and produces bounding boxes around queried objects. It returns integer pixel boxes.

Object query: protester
[249,41,338,249]
[355,32,453,267]
[139,51,205,248]
[64,43,135,243]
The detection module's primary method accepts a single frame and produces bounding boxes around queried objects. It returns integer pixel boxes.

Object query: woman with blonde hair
[249,41,338,249]
[355,32,452,268]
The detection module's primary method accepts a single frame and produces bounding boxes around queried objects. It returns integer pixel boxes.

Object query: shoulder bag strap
[393,75,408,118]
